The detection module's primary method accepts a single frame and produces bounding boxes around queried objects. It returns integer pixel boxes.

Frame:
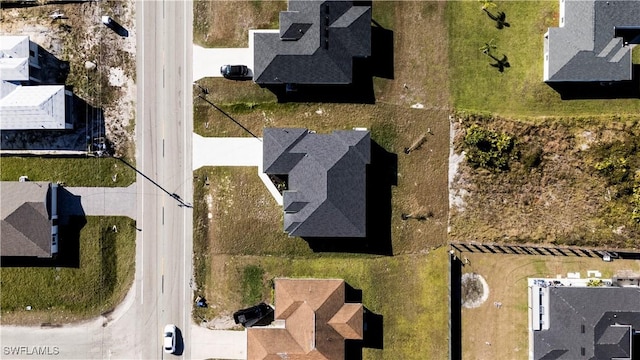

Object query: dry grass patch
[450,114,640,249]
[459,252,640,360]
[194,102,449,252]
[375,2,450,110]
[193,0,285,48]
[194,166,311,256]
[0,1,137,159]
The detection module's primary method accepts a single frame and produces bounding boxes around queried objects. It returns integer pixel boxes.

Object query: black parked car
[233,303,274,327]
[220,65,249,80]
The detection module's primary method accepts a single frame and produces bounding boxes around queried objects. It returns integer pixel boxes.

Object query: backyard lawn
[0,216,136,325]
[447,1,640,117]
[199,249,449,360]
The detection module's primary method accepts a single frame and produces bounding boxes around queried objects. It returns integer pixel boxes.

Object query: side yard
[0,157,136,187]
[0,216,136,325]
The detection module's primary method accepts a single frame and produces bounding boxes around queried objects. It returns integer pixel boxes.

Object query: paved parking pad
[61,184,137,220]
[193,45,253,81]
[192,30,278,82]
[190,326,246,360]
[192,134,263,169]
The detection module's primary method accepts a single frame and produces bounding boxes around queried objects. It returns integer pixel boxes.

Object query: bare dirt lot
[450,113,640,250]
[1,1,136,158]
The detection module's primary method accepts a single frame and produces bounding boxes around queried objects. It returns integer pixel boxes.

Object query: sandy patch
[461,273,489,309]
[108,67,126,87]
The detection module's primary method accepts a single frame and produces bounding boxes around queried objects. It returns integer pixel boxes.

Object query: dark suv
[220,65,249,80]
[233,303,274,327]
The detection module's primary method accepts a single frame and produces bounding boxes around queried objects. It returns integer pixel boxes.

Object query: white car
[163,324,177,354]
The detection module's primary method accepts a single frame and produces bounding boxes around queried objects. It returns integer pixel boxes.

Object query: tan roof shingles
[247,278,364,360]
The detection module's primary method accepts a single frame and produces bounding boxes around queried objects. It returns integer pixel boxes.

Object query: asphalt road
[136,0,194,358]
[0,2,194,359]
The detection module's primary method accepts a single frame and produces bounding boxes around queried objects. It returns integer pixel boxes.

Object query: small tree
[464,124,515,171]
[480,40,511,72]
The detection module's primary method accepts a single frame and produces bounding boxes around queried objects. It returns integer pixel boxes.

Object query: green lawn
[447,1,640,117]
[203,249,449,360]
[0,157,136,187]
[0,216,136,324]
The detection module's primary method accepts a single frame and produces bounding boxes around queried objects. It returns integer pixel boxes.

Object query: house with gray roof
[1,181,59,257]
[253,0,371,85]
[263,127,370,238]
[543,0,640,82]
[529,279,640,360]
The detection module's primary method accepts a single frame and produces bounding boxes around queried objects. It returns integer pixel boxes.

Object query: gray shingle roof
[263,128,370,238]
[544,0,640,82]
[533,286,640,360]
[1,182,55,257]
[253,0,371,85]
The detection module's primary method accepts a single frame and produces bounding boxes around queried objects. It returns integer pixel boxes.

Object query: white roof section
[0,85,68,130]
[0,36,30,81]
[0,80,18,98]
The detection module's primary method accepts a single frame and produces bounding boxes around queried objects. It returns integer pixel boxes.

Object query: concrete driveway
[61,183,137,220]
[192,29,278,82]
[193,45,253,81]
[191,326,246,360]
[192,134,263,169]
[192,134,283,205]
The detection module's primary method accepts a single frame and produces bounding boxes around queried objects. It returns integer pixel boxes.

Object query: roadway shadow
[302,141,397,255]
[264,24,394,104]
[0,95,106,152]
[547,65,640,99]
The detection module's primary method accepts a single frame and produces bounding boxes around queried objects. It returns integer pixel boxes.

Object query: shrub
[594,157,629,185]
[464,124,515,171]
[631,171,640,223]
